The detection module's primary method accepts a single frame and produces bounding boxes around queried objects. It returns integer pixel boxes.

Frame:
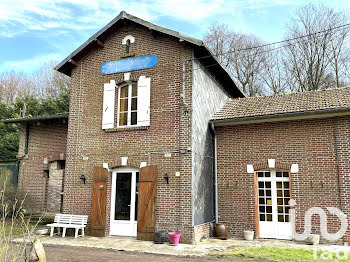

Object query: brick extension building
[4,11,350,244]
[211,87,350,242]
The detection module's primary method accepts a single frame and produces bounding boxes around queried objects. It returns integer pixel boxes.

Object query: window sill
[104,126,149,133]
[121,52,135,58]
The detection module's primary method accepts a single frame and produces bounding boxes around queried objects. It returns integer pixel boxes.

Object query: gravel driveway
[43,245,239,262]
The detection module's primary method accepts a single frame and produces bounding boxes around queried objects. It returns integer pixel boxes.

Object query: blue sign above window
[100,55,158,75]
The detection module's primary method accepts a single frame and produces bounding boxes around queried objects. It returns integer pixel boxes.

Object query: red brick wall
[216,116,349,241]
[63,21,195,242]
[17,121,67,211]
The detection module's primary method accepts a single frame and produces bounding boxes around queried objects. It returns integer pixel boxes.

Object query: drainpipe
[210,123,218,224]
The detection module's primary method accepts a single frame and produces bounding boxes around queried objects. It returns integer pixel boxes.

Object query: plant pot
[154,231,165,244]
[215,223,227,240]
[308,234,320,245]
[244,230,254,241]
[168,232,181,246]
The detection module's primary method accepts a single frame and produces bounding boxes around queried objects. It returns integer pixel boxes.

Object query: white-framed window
[117,83,138,127]
[102,75,150,129]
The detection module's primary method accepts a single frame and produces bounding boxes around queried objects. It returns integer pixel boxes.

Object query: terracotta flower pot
[215,223,227,240]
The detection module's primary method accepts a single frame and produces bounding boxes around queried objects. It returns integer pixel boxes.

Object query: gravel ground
[43,245,241,262]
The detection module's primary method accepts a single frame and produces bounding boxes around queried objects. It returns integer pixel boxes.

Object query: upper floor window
[125,39,131,54]
[102,76,150,130]
[118,83,138,127]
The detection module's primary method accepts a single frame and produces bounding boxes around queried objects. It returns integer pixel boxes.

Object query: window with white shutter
[102,80,116,129]
[137,76,151,126]
[103,76,150,130]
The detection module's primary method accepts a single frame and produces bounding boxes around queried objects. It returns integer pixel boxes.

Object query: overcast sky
[1,0,350,74]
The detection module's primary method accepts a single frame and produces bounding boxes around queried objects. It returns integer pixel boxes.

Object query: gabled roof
[55,11,245,98]
[211,87,350,125]
[2,113,69,123]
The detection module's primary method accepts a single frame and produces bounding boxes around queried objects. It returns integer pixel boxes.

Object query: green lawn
[224,247,344,261]
[0,220,30,236]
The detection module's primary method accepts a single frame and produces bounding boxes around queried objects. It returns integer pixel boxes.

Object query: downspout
[210,123,218,224]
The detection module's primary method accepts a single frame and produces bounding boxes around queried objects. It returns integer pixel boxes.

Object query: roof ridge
[230,86,350,101]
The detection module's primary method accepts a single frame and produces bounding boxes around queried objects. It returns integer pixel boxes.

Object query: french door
[110,167,139,236]
[257,171,292,240]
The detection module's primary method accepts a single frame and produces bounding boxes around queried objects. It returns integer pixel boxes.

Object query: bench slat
[52,214,88,226]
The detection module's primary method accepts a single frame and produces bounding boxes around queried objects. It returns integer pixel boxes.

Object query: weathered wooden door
[137,165,157,241]
[90,167,108,237]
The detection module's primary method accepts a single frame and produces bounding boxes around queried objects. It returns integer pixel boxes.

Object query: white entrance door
[110,167,139,236]
[257,171,292,240]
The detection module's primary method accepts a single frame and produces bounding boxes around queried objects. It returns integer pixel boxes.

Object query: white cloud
[2,0,350,74]
[0,0,305,38]
[0,53,62,73]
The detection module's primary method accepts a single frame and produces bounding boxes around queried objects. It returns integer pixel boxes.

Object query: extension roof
[2,112,69,123]
[55,11,245,98]
[211,87,350,125]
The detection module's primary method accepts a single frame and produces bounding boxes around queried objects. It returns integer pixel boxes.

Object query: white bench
[47,214,88,238]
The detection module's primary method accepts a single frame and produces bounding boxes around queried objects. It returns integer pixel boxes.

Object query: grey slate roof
[2,112,69,123]
[212,87,350,122]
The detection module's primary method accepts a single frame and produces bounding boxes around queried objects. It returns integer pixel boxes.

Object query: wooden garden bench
[47,214,88,238]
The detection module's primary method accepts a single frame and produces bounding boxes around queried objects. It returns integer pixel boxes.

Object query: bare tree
[283,4,350,92]
[262,48,288,94]
[0,72,34,105]
[204,24,267,96]
[0,61,70,105]
[32,61,70,98]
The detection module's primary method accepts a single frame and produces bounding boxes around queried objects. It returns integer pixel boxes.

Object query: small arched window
[122,35,135,56]
[126,39,131,54]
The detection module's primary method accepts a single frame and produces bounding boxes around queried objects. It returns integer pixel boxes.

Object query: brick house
[5,11,244,243]
[4,11,350,244]
[211,87,350,242]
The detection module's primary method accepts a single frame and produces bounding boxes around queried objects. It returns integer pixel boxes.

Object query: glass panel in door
[114,172,132,220]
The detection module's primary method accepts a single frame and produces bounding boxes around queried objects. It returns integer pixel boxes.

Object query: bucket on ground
[168,232,181,246]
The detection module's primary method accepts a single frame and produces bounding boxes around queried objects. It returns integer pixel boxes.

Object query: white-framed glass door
[110,167,139,236]
[257,171,292,240]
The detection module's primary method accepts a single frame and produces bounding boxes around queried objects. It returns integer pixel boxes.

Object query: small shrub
[0,175,43,262]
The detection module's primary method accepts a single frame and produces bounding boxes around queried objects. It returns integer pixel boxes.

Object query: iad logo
[313,243,349,260]
[290,200,349,260]
[290,200,348,241]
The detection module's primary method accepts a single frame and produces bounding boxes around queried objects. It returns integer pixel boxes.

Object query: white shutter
[102,80,115,129]
[137,76,151,126]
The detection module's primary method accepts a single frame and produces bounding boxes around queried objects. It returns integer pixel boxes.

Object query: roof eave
[2,113,69,124]
[211,107,350,126]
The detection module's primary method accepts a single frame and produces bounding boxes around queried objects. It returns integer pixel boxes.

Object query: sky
[1,0,350,75]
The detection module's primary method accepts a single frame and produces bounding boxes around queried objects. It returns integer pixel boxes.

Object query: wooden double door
[90,165,157,240]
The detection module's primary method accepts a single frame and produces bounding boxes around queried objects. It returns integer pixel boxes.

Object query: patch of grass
[0,219,33,236]
[225,247,336,262]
